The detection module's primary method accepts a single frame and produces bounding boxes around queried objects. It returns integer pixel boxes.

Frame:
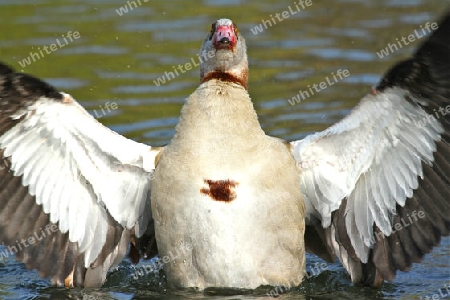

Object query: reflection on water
[0,1,449,299]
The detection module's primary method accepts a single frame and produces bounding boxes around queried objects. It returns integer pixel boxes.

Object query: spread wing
[290,11,450,286]
[0,63,162,287]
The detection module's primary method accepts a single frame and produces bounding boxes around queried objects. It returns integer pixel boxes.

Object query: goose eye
[209,22,216,40]
[233,23,239,39]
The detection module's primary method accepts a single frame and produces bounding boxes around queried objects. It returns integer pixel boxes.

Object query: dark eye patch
[209,21,217,40]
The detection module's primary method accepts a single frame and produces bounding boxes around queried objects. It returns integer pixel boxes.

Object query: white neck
[171,80,264,150]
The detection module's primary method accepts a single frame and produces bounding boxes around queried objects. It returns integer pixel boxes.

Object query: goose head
[199,18,248,89]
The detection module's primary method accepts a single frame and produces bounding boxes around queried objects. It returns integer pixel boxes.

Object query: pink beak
[213,25,237,49]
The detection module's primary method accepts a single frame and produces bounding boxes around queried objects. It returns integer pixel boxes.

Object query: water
[0,1,449,299]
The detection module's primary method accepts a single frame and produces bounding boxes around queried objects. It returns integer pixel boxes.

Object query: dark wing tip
[0,61,64,135]
[0,63,14,76]
[376,10,450,103]
[0,61,63,105]
[415,10,450,54]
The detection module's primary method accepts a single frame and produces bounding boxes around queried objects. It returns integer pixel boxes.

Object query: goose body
[152,79,305,289]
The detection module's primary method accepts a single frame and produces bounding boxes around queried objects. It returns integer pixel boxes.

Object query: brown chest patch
[200,179,238,202]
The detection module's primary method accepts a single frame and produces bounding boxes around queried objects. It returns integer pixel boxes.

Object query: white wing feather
[0,93,161,267]
[291,87,443,262]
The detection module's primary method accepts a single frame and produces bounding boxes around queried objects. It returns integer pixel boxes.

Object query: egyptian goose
[0,15,449,289]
